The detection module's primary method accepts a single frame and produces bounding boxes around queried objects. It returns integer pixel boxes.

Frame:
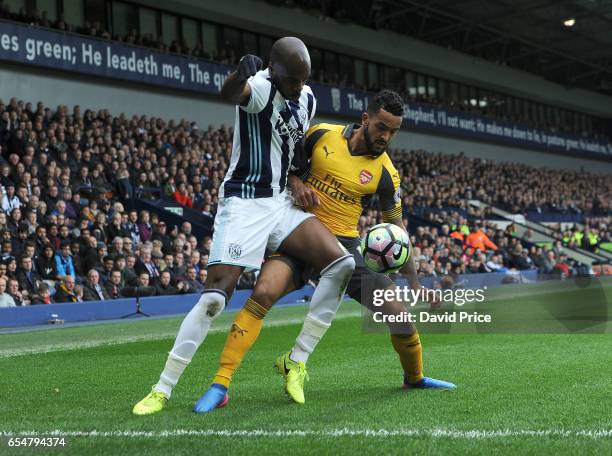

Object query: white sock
[155,353,192,397]
[290,255,354,364]
[289,346,310,364]
[153,290,225,397]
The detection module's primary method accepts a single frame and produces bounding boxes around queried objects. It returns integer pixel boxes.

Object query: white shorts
[208,194,314,271]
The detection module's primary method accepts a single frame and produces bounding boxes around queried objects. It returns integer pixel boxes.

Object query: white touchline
[0,310,362,359]
[0,429,610,439]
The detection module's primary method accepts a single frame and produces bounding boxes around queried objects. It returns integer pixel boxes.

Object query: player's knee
[320,254,355,280]
[195,289,227,319]
[204,277,235,298]
[251,281,280,310]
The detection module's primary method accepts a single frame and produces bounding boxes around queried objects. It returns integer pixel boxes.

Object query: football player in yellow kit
[196,90,455,411]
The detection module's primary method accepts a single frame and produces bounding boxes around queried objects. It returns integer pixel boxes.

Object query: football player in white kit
[133,37,355,415]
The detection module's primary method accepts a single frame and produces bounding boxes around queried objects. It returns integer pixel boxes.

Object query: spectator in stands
[122,237,134,256]
[541,250,557,274]
[1,183,20,213]
[106,212,127,241]
[108,237,123,256]
[137,271,151,287]
[172,182,193,208]
[16,255,41,298]
[200,254,209,271]
[117,169,134,199]
[100,255,115,283]
[154,270,179,296]
[12,223,29,257]
[125,253,138,277]
[189,251,201,274]
[180,222,192,237]
[105,269,124,299]
[30,283,53,305]
[171,251,187,278]
[0,276,16,307]
[554,253,572,278]
[198,268,208,285]
[151,250,165,275]
[82,269,110,301]
[8,277,28,306]
[138,210,153,242]
[511,248,534,270]
[80,236,100,275]
[0,213,7,232]
[1,239,13,262]
[54,275,80,303]
[55,241,75,279]
[74,284,85,302]
[180,266,205,294]
[6,257,17,280]
[152,221,172,253]
[465,223,498,254]
[485,253,507,273]
[114,254,137,287]
[135,246,159,279]
[125,210,140,245]
[161,253,174,274]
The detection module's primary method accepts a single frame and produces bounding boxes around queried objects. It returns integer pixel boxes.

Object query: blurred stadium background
[0,1,611,453]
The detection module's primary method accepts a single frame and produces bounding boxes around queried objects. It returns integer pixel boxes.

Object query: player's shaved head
[269,37,311,101]
[270,37,310,73]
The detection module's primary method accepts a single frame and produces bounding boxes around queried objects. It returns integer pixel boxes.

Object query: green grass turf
[1,301,611,455]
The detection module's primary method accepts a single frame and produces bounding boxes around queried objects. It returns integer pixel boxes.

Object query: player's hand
[288,176,319,209]
[237,55,263,83]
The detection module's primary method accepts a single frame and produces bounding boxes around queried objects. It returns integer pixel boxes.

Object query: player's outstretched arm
[389,218,441,309]
[220,54,263,105]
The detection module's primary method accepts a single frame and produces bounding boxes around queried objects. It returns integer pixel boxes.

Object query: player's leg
[371,286,456,390]
[133,264,243,415]
[279,218,355,365]
[270,213,355,404]
[155,265,243,395]
[194,258,299,413]
[134,196,273,415]
[215,256,301,386]
[348,240,455,390]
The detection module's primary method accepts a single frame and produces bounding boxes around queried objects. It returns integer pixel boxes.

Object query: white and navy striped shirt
[220,69,316,199]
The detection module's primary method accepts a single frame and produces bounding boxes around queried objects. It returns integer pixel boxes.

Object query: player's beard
[364,126,385,156]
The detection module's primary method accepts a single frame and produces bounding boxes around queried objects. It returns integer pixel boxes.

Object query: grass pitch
[1,298,611,455]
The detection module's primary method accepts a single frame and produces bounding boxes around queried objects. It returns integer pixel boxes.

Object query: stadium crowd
[0,1,608,140]
[0,97,609,306]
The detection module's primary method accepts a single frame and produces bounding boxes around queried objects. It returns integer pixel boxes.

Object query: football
[360,223,411,273]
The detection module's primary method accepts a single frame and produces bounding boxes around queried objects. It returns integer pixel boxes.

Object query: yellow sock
[391,332,424,384]
[213,298,268,388]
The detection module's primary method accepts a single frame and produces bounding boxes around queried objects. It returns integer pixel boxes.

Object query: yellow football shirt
[297,123,402,237]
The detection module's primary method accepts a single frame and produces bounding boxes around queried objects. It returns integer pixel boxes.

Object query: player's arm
[288,126,329,209]
[220,55,263,106]
[376,164,432,296]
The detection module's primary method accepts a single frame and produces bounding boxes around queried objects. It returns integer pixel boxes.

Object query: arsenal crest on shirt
[359,169,373,184]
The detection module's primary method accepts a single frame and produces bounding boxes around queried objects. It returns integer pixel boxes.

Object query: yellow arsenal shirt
[300,123,402,237]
